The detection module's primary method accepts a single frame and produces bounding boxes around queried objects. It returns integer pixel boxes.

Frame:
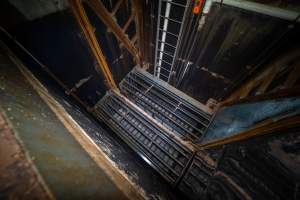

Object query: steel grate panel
[94,91,193,184]
[120,68,211,141]
[127,69,211,122]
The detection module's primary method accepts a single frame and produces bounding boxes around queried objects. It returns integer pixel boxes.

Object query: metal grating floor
[94,67,215,193]
[94,91,193,184]
[120,67,211,142]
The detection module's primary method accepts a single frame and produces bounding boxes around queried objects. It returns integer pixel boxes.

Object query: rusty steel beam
[86,0,140,64]
[220,86,300,107]
[220,49,300,106]
[120,34,137,48]
[132,0,144,65]
[131,34,137,44]
[256,71,277,94]
[284,60,300,88]
[123,12,135,32]
[111,0,124,16]
[197,115,300,150]
[69,0,117,89]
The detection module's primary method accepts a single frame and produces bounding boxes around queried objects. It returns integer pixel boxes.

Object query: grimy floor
[0,44,129,199]
[0,38,183,199]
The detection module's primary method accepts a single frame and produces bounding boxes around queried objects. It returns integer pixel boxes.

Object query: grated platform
[94,91,194,185]
[119,67,212,142]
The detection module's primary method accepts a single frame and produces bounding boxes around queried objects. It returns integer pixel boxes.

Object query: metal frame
[69,0,117,89]
[86,0,141,64]
[94,90,193,185]
[132,0,145,65]
[154,0,189,82]
[197,114,300,150]
[166,0,191,83]
[119,68,212,141]
[220,50,300,106]
[154,0,162,78]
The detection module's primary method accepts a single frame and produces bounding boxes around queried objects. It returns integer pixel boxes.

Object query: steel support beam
[111,0,124,16]
[197,115,300,150]
[69,0,117,89]
[132,0,144,66]
[220,49,300,106]
[123,12,135,32]
[221,86,300,107]
[86,0,140,64]
[284,60,300,88]
[131,34,138,44]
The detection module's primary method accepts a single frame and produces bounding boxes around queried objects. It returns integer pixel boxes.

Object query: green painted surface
[0,48,127,199]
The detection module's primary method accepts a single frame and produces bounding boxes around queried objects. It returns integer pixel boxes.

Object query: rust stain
[0,112,54,200]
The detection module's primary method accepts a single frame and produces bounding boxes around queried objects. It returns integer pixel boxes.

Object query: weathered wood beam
[69,0,117,89]
[86,0,140,64]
